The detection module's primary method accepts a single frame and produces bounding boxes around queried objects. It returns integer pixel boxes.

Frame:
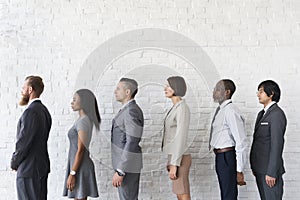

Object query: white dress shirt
[210,99,248,172]
[264,101,276,113]
[27,98,41,107]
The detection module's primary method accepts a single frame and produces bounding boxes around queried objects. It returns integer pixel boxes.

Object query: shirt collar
[121,99,134,110]
[220,99,232,109]
[28,98,41,107]
[264,101,276,113]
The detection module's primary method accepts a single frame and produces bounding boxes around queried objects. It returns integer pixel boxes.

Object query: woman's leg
[177,193,191,200]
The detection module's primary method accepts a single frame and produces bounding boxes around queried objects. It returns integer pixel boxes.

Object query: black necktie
[257,110,265,122]
[209,106,220,150]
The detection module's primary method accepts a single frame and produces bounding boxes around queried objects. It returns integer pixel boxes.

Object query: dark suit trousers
[255,173,283,200]
[17,176,48,200]
[118,172,140,200]
[215,150,237,200]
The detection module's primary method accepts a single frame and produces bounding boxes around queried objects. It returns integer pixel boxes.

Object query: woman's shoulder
[76,115,90,122]
[176,100,190,112]
[75,115,92,131]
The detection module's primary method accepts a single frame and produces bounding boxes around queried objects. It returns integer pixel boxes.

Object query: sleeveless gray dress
[63,115,99,198]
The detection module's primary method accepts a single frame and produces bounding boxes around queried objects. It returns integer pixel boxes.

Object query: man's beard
[19,94,30,106]
[213,96,225,103]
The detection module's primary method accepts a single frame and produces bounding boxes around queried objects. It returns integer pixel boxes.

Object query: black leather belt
[214,146,235,154]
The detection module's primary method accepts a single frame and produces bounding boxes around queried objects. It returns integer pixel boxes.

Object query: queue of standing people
[10,75,287,200]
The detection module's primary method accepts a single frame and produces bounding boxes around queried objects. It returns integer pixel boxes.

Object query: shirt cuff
[116,168,125,176]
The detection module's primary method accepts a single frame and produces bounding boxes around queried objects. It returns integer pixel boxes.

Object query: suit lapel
[255,103,278,131]
[261,103,277,122]
[164,105,175,122]
[113,100,136,121]
[164,100,184,122]
[255,110,264,130]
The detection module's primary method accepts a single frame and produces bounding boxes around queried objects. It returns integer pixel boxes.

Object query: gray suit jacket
[250,103,287,177]
[111,100,144,173]
[11,100,52,178]
[162,99,190,166]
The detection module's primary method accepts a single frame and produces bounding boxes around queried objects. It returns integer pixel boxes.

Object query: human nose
[256,91,262,96]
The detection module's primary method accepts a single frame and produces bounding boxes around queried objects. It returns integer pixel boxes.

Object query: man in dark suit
[111,78,144,200]
[11,76,52,200]
[250,80,287,200]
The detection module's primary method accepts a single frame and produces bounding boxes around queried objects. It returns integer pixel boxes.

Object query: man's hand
[66,174,76,191]
[237,172,246,186]
[265,175,276,188]
[112,172,124,187]
[167,165,178,180]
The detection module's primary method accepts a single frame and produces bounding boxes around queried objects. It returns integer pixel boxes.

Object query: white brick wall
[1,0,300,199]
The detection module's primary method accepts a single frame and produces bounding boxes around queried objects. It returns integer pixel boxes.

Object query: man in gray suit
[111,78,144,200]
[11,76,52,200]
[250,80,287,200]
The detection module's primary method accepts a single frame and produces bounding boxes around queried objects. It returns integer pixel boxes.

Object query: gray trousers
[118,173,140,200]
[17,176,48,200]
[255,173,283,200]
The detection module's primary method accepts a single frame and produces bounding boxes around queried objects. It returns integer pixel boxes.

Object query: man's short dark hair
[26,76,44,97]
[120,78,138,99]
[221,79,236,98]
[258,80,281,102]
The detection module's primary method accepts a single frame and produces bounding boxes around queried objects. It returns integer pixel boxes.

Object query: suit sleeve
[267,111,286,177]
[169,104,190,166]
[11,110,38,170]
[118,107,143,172]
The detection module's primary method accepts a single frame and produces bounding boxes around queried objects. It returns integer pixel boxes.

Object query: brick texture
[1,0,299,199]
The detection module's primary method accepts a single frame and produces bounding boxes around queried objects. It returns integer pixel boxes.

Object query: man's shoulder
[128,100,142,111]
[125,101,144,124]
[25,101,50,117]
[28,100,43,109]
[225,102,242,114]
[268,104,286,121]
[270,103,285,112]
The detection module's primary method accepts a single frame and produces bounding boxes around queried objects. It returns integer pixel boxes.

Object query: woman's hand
[168,165,178,180]
[67,174,76,191]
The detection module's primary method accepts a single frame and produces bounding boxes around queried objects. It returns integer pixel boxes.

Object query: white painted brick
[1,0,300,199]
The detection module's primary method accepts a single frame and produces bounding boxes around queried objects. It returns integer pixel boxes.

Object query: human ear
[125,89,131,96]
[28,86,33,94]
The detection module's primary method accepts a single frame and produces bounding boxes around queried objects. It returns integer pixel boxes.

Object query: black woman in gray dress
[63,89,100,200]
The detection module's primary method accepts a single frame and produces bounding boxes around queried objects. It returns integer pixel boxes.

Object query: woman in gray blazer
[162,76,192,200]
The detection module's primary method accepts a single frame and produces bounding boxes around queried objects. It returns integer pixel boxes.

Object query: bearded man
[11,75,52,200]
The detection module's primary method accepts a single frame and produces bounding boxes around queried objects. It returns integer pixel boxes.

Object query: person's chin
[19,101,28,106]
[19,97,29,106]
